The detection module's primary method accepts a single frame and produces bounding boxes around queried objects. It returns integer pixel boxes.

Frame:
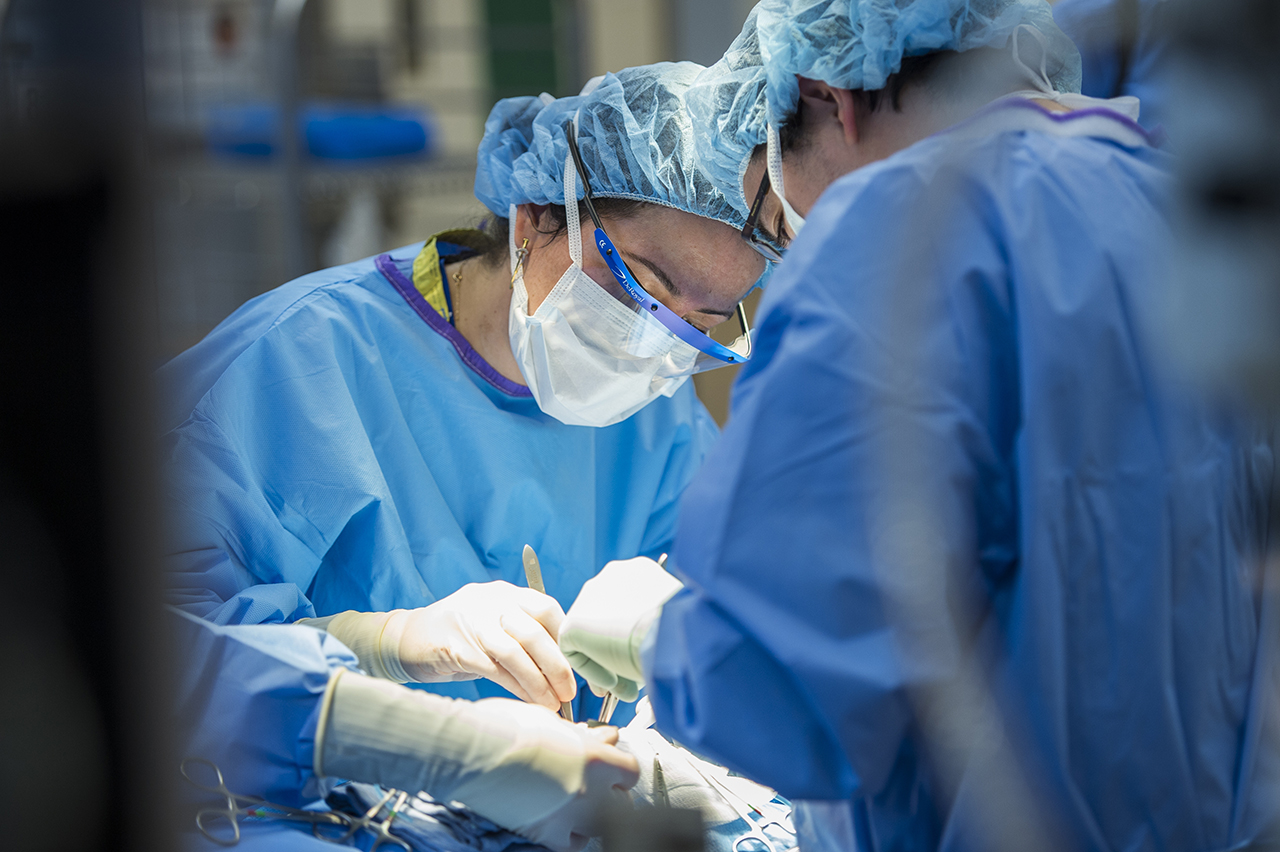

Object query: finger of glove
[501,611,577,703]
[585,725,619,746]
[582,746,641,793]
[563,651,618,696]
[610,677,640,703]
[443,644,533,698]
[510,588,567,638]
[479,626,561,709]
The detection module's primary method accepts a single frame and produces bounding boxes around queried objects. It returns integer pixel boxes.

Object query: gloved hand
[317,670,639,852]
[558,557,684,702]
[305,581,576,710]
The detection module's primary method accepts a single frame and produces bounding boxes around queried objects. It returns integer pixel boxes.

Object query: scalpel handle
[523,544,575,723]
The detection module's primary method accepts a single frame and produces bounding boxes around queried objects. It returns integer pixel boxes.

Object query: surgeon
[171,608,638,852]
[160,63,772,720]
[560,1,1280,850]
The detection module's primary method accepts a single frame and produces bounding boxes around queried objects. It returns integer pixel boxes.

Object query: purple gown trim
[376,253,533,398]
[960,98,1163,148]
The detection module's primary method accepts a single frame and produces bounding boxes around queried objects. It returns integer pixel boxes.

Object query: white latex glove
[516,724,637,852]
[304,581,576,710]
[316,670,639,852]
[558,557,684,702]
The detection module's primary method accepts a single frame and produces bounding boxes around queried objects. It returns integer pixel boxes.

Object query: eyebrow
[623,250,736,319]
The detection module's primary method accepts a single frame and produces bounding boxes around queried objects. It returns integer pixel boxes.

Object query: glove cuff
[318,672,583,829]
[313,610,412,682]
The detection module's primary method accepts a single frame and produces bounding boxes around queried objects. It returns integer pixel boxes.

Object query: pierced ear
[513,203,552,248]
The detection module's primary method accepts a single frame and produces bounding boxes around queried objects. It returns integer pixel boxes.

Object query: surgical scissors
[673,748,793,852]
[324,788,412,851]
[181,757,351,846]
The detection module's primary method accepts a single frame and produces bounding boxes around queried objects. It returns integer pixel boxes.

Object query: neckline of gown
[942,96,1163,151]
[375,251,534,398]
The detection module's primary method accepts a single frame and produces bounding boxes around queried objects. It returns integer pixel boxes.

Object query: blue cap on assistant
[686,0,1082,214]
[474,61,748,235]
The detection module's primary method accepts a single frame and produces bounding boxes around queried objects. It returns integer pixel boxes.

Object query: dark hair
[477,198,648,267]
[777,52,949,156]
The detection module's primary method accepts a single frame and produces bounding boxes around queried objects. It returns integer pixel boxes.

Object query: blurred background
[141,0,759,421]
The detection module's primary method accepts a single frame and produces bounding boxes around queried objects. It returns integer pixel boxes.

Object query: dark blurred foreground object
[0,0,169,851]
[1164,0,1280,410]
[599,802,704,852]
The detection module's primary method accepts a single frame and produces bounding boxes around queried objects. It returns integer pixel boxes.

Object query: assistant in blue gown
[160,240,716,714]
[646,99,1280,850]
[170,607,359,851]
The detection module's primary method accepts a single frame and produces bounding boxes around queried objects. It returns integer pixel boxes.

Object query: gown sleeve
[170,606,360,808]
[164,410,323,625]
[645,161,1020,801]
[161,291,397,626]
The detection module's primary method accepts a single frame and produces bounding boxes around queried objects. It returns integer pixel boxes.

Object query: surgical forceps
[181,758,411,849]
[181,757,350,846]
[325,788,412,851]
[663,745,793,852]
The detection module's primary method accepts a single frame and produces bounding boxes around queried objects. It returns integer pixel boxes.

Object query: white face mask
[506,157,697,428]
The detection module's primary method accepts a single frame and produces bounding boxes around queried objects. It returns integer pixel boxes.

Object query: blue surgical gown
[1054,0,1171,132]
[170,606,358,850]
[647,101,1280,851]
[161,240,717,713]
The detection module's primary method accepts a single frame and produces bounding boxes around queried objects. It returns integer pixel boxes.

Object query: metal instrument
[673,747,791,852]
[324,789,413,851]
[522,543,575,722]
[181,757,412,849]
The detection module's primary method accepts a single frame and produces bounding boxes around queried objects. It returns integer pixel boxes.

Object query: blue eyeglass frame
[564,127,752,367]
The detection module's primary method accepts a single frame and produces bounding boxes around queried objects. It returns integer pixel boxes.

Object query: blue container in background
[205,102,436,161]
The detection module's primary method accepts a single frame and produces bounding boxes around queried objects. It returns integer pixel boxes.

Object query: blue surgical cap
[474,62,748,234]
[686,0,1083,214]
[685,7,771,218]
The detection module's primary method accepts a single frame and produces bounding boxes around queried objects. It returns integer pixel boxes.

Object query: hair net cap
[759,0,1082,125]
[685,7,771,217]
[474,62,748,236]
[686,0,1082,213]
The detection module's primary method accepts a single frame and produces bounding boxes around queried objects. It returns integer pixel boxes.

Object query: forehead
[604,205,764,305]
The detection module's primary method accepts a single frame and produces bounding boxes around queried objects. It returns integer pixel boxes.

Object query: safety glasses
[742,170,786,264]
[565,127,753,371]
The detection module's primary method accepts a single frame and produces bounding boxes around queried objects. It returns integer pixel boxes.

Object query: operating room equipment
[327,783,539,852]
[604,702,797,852]
[522,543,575,722]
[320,788,413,851]
[181,757,353,846]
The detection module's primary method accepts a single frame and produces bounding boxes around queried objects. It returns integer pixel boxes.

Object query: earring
[510,238,530,289]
